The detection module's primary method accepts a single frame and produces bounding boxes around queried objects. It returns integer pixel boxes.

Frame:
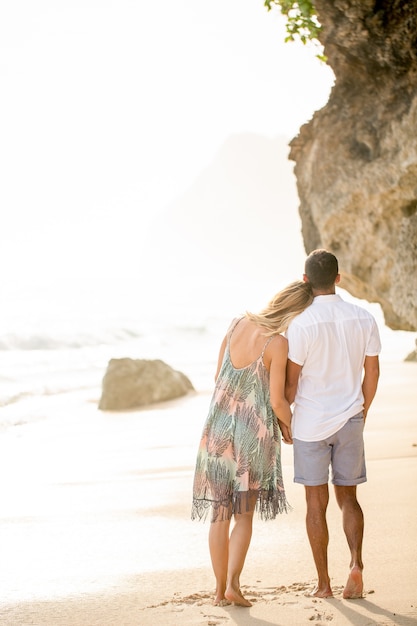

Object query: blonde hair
[245,280,313,337]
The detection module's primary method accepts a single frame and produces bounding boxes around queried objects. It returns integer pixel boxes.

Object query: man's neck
[312,288,336,297]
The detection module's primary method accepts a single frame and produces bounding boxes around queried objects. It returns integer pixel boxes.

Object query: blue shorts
[293,413,366,486]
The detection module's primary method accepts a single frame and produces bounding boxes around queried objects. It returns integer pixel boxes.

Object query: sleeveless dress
[191,318,290,522]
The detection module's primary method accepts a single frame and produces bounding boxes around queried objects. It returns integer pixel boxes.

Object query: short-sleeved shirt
[286,294,381,442]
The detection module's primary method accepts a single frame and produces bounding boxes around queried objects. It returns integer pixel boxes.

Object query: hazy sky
[1,1,334,318]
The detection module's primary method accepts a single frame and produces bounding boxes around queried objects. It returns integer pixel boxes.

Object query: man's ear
[303,274,309,283]
[335,274,341,284]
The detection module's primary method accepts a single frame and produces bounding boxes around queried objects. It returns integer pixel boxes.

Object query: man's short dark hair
[305,249,339,290]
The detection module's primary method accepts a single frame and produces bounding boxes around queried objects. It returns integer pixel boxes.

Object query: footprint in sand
[205,615,229,624]
[308,608,334,622]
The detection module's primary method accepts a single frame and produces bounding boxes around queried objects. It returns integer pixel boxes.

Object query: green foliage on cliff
[264,0,325,60]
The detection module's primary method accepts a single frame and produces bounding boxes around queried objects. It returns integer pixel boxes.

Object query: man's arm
[362,355,380,420]
[285,359,302,405]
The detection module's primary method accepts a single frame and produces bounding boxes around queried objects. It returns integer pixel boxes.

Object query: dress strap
[260,336,275,365]
[227,317,243,341]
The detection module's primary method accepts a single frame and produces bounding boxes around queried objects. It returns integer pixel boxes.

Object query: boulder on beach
[98,357,195,411]
[405,340,417,363]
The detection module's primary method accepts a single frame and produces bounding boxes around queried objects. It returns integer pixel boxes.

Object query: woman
[191,280,313,607]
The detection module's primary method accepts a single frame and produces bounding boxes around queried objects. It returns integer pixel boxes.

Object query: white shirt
[287,294,381,441]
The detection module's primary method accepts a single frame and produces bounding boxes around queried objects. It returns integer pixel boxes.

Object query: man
[285,249,381,599]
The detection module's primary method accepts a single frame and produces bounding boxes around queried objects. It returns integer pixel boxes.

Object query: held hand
[278,421,293,445]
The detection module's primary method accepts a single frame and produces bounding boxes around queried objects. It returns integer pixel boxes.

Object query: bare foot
[305,585,333,598]
[225,587,252,607]
[213,597,231,607]
[343,566,363,599]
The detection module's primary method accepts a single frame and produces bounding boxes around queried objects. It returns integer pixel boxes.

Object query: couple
[191,249,381,607]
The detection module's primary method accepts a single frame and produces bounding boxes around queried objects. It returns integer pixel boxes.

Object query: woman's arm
[285,359,302,405]
[214,335,227,382]
[269,336,293,430]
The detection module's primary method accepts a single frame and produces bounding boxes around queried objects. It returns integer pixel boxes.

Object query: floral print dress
[191,318,290,522]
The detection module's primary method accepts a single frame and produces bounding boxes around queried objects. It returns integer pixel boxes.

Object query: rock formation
[405,339,417,362]
[289,0,417,330]
[99,358,194,411]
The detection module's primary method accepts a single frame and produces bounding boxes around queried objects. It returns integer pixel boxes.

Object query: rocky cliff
[289,0,417,330]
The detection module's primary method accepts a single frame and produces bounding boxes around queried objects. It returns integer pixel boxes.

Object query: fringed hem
[191,488,291,523]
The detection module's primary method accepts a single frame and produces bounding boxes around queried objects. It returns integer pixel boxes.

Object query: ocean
[0,308,225,429]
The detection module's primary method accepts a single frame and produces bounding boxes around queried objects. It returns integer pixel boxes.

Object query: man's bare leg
[334,485,364,599]
[305,485,333,598]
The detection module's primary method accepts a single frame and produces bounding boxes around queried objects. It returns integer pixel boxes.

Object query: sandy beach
[0,360,416,625]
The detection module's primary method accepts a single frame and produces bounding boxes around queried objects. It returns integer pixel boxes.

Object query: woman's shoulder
[266,333,288,352]
[227,316,244,332]
[269,332,287,343]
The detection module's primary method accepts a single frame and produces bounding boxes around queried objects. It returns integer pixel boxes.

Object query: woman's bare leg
[225,494,257,607]
[209,507,231,605]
